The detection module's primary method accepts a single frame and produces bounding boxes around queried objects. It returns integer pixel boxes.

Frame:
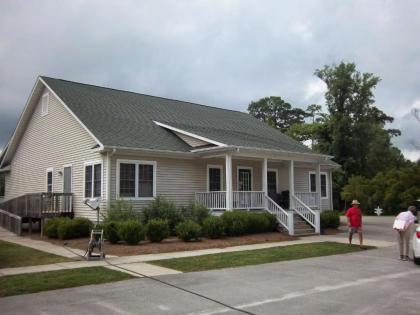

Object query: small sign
[374,206,383,216]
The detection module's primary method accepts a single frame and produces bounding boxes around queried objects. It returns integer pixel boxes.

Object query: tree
[248,96,308,133]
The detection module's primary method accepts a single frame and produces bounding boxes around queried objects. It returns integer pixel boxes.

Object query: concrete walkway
[0,224,395,278]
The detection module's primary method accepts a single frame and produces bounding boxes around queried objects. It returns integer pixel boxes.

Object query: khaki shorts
[349,227,362,234]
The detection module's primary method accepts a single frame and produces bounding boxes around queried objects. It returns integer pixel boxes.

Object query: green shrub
[43,217,66,238]
[245,212,271,234]
[119,220,145,245]
[261,212,278,231]
[107,200,141,222]
[57,217,92,240]
[221,211,248,236]
[176,220,202,242]
[146,219,170,242]
[321,211,340,229]
[142,196,182,234]
[202,216,225,239]
[180,203,211,225]
[104,221,121,244]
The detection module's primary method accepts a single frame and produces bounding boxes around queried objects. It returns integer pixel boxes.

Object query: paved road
[1,216,419,315]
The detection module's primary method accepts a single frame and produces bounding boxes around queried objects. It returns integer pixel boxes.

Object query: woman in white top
[394,206,417,261]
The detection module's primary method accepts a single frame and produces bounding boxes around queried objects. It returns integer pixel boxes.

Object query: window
[117,160,156,199]
[0,174,5,198]
[309,172,328,198]
[84,162,102,198]
[309,173,316,193]
[267,170,277,195]
[207,165,222,191]
[41,93,49,116]
[46,168,53,193]
[237,167,252,191]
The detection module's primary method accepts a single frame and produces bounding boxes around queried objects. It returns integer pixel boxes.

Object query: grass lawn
[0,266,133,297]
[151,242,374,272]
[0,240,72,268]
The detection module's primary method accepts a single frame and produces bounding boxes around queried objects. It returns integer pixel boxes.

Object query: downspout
[106,149,116,212]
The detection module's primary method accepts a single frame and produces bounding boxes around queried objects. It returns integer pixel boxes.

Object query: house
[0,76,338,235]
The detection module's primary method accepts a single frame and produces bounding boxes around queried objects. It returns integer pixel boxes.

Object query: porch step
[293,213,316,235]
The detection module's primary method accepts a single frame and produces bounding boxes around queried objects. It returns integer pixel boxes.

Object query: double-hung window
[117,160,156,199]
[309,172,328,198]
[46,168,53,193]
[85,162,102,198]
[207,165,222,192]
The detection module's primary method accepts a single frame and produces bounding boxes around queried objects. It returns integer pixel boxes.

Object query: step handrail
[291,194,317,229]
[265,195,289,232]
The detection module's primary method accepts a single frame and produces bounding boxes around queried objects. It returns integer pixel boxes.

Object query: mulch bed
[24,232,297,256]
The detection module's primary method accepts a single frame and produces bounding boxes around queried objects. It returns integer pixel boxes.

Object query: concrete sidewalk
[0,224,395,278]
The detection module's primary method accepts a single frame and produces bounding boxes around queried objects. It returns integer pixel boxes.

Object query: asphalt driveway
[1,216,419,315]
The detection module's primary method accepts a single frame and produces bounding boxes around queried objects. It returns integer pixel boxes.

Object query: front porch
[193,150,332,235]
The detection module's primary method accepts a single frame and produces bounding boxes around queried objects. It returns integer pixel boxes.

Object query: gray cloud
[1,0,420,160]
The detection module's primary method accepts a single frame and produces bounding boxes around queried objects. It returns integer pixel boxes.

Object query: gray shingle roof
[42,76,319,155]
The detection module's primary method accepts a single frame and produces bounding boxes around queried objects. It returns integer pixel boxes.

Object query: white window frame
[46,167,54,193]
[207,164,223,192]
[308,171,328,199]
[267,168,279,194]
[83,160,102,199]
[116,159,157,200]
[41,92,49,116]
[62,164,73,193]
[237,166,253,191]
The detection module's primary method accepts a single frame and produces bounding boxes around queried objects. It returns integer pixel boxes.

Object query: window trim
[46,167,54,193]
[206,164,223,192]
[267,168,279,194]
[116,159,157,200]
[0,174,4,198]
[41,92,49,116]
[237,166,253,191]
[308,171,328,199]
[83,160,102,199]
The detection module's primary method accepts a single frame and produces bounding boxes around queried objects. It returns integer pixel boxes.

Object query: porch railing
[195,191,226,210]
[232,191,265,209]
[0,193,73,218]
[295,192,320,209]
[291,194,320,233]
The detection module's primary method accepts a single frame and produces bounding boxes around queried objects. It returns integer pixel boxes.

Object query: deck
[0,193,73,235]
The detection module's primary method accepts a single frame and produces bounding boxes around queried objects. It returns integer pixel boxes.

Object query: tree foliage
[248,96,308,133]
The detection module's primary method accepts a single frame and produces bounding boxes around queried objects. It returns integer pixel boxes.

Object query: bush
[107,200,141,222]
[202,216,225,239]
[119,220,145,245]
[180,203,211,225]
[142,196,182,234]
[261,212,278,232]
[43,217,65,238]
[245,212,271,234]
[321,211,340,229]
[57,217,92,240]
[146,219,170,242]
[221,211,248,236]
[176,220,202,242]
[104,221,121,244]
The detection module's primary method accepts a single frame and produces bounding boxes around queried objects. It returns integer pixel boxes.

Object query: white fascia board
[39,77,104,150]
[153,121,227,147]
[101,146,197,159]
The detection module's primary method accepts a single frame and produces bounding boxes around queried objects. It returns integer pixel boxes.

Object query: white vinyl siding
[4,86,105,220]
[174,131,210,147]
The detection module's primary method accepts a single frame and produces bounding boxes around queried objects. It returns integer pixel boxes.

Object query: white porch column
[288,160,294,208]
[315,163,321,210]
[225,154,233,210]
[262,158,268,195]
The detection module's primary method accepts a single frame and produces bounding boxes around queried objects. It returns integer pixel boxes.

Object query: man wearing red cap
[345,200,363,248]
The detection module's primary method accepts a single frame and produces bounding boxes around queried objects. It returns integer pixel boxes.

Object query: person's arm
[345,209,351,226]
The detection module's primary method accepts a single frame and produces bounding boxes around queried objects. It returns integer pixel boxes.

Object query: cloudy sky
[1,0,420,160]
